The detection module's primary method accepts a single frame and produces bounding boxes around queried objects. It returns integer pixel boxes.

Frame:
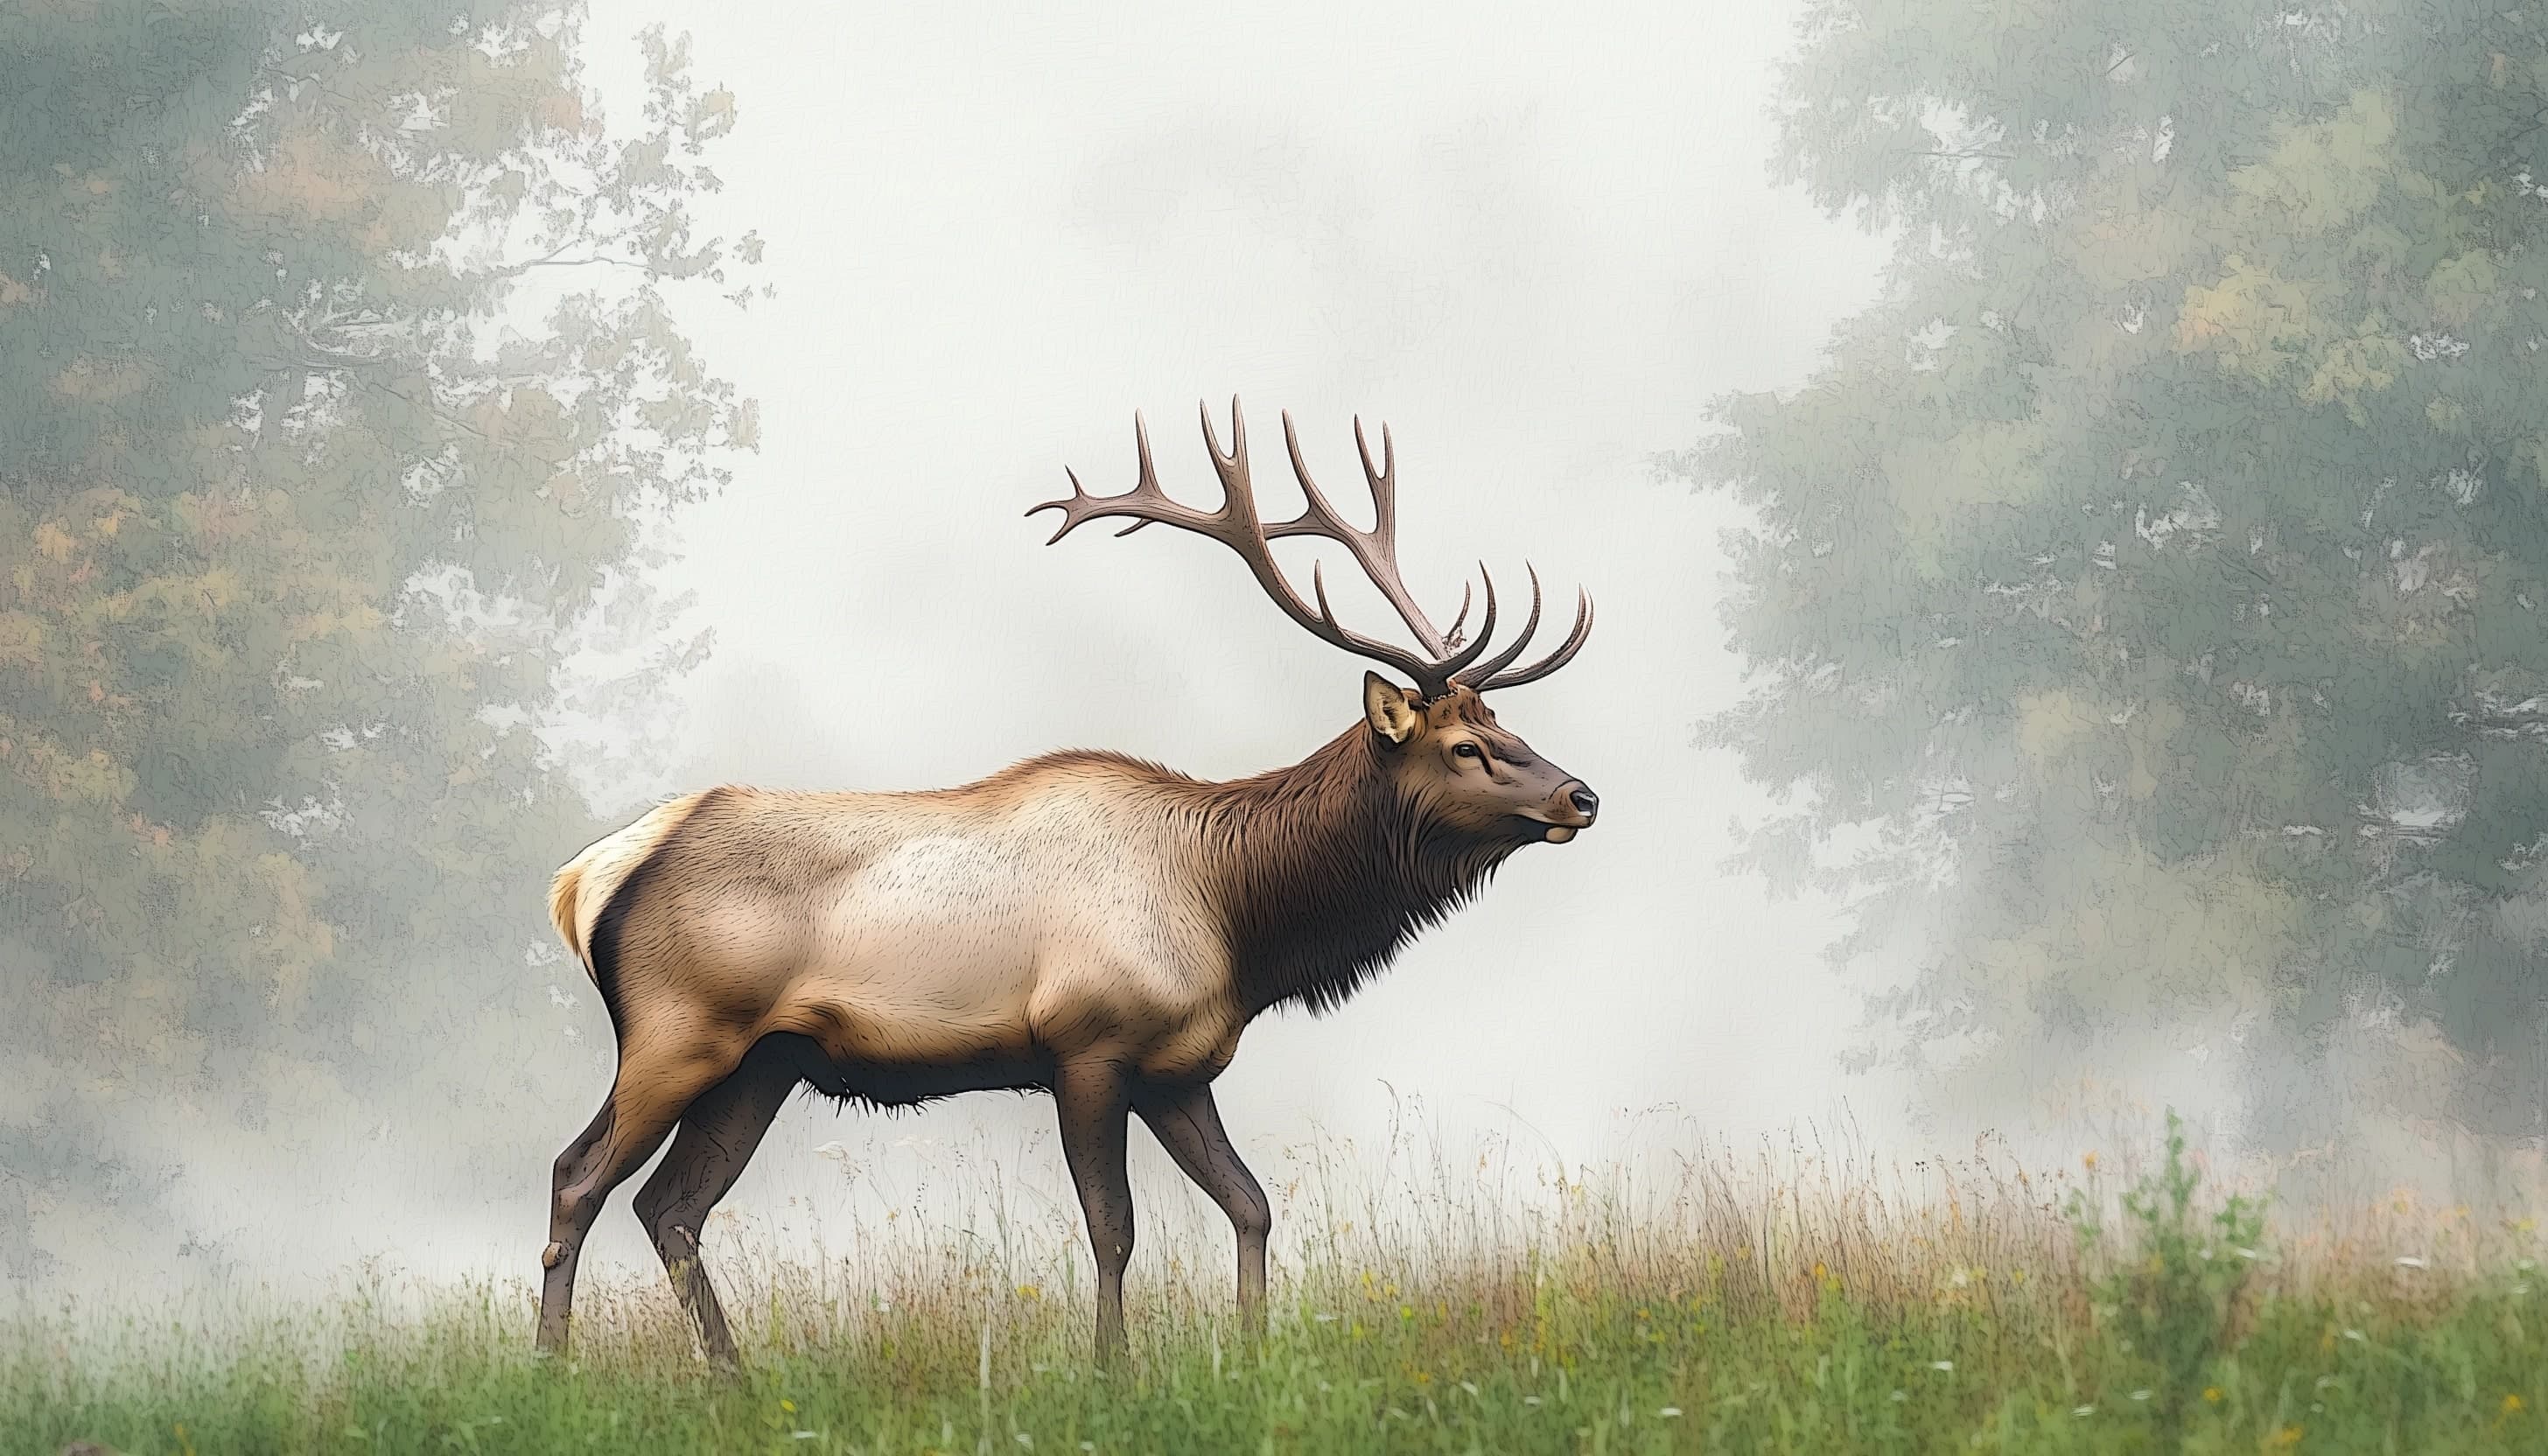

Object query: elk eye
[1453,742,1480,760]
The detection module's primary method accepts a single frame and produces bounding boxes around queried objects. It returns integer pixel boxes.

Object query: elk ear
[1362,671,1423,746]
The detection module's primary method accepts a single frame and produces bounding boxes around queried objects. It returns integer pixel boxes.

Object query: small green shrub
[2067,1110,2268,1451]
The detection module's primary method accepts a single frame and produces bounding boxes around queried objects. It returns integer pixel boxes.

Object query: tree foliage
[0,0,754,1274]
[1690,0,2548,1163]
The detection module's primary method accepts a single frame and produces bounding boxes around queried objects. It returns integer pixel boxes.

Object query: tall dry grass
[7,1116,2544,1454]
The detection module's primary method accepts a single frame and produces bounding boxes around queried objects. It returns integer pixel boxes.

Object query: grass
[6,1116,2545,1455]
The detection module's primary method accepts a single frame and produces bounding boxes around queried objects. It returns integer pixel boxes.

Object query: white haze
[550,0,1906,1285]
[100,0,1932,1302]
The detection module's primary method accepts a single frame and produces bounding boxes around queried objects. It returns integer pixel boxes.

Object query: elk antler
[1451,564,1598,694]
[1030,398,1592,700]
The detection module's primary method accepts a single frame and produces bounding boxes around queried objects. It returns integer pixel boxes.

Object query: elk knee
[1230,1191,1272,1244]
[552,1107,615,1182]
[632,1180,670,1231]
[550,1156,601,1214]
[550,1181,606,1231]
[541,1241,566,1270]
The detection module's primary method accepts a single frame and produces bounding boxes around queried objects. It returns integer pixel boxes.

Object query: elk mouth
[1523,780,1598,843]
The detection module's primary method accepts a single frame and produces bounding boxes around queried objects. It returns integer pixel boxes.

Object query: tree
[1688,0,2548,1176]
[0,0,757,1276]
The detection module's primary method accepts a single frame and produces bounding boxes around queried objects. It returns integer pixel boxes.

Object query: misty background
[546,0,1902,1298]
[8,0,2541,1306]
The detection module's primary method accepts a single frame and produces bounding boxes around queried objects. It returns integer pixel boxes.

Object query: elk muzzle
[1540,780,1599,844]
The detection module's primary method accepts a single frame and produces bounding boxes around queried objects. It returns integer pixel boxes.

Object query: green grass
[8,1120,2545,1455]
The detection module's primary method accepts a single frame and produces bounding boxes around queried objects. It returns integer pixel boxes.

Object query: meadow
[7,1116,2544,1456]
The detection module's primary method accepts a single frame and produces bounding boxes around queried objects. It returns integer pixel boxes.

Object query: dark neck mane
[1177,724,1527,1018]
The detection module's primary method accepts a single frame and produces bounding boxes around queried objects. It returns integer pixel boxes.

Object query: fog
[19,0,2548,1375]
[465,0,1902,1290]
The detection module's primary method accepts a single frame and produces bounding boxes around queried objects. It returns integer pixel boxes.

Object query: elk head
[1031,398,1599,844]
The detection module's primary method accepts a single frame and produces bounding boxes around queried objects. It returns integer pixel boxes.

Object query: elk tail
[543,790,724,1000]
[549,860,593,980]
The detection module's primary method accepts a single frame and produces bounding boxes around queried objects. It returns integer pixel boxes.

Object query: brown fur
[1171,690,1544,1015]
[536,680,1592,1368]
[538,402,1600,1367]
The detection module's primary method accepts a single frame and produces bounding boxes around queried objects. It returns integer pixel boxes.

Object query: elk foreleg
[632,1039,801,1370]
[1054,1057,1136,1365]
[536,1035,746,1356]
[1136,1082,1270,1334]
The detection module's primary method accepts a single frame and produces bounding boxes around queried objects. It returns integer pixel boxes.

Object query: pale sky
[480,0,1901,1284]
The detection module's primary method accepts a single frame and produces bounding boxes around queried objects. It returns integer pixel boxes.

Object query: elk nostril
[1569,787,1599,816]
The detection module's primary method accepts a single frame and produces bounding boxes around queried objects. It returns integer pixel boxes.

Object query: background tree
[0,0,756,1277]
[1689,0,2548,1186]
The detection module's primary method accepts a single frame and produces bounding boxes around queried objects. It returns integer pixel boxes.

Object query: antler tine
[1196,396,1263,528]
[1432,562,1499,679]
[1470,588,1593,692]
[1442,579,1474,650]
[1353,416,1396,548]
[1114,411,1158,536]
[1452,563,1546,688]
[1278,410,1358,545]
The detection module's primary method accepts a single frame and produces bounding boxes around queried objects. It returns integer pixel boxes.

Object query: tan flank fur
[535,400,1600,1366]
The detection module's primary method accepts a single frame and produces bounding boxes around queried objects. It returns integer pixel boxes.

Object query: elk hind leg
[536,1098,617,1353]
[632,1037,802,1368]
[536,1033,749,1355]
[1137,1082,1271,1334]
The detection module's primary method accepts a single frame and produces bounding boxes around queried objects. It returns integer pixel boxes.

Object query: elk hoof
[541,1241,566,1270]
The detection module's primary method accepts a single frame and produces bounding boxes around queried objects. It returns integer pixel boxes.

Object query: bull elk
[535,399,1598,1365]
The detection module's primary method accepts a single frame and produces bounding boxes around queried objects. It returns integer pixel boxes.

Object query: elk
[535,399,1597,1366]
